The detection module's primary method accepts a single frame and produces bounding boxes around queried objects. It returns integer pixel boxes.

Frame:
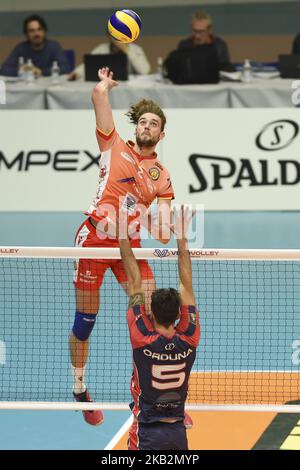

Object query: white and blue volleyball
[108,9,142,43]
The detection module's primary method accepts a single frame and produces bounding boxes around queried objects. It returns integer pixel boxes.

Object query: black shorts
[128,419,188,451]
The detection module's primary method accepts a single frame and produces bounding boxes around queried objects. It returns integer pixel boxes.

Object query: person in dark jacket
[177,11,234,72]
[292,33,300,54]
[0,15,71,77]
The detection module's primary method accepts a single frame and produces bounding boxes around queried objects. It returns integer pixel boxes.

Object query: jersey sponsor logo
[149,167,160,181]
[143,348,193,361]
[121,192,138,215]
[79,279,96,284]
[165,343,175,351]
[79,270,97,284]
[155,162,164,171]
[137,166,144,180]
[120,152,135,164]
[99,165,107,179]
[80,271,97,280]
[155,402,180,409]
[117,177,136,184]
[154,249,170,258]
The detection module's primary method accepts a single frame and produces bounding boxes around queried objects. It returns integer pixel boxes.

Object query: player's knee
[72,311,97,341]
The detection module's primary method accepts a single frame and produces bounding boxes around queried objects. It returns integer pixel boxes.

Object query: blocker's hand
[171,205,196,240]
[97,67,119,91]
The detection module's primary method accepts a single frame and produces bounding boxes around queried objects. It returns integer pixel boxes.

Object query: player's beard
[136,131,159,149]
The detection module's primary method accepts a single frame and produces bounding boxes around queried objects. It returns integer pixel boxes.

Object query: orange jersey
[86,128,174,231]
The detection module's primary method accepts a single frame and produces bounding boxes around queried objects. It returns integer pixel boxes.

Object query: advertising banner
[0,109,299,211]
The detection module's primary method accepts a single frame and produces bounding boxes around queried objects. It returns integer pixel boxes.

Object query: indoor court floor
[0,211,300,450]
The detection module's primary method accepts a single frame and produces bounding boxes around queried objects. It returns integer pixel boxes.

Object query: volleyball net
[0,246,300,412]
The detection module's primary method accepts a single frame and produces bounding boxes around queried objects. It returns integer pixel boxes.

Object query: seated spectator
[71,34,151,80]
[0,15,71,77]
[177,11,234,72]
[292,33,300,54]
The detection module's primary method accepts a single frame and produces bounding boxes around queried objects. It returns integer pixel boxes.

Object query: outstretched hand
[97,67,119,91]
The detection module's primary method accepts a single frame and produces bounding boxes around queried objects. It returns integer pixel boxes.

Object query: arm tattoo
[128,292,145,307]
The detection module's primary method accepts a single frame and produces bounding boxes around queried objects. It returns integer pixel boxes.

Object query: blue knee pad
[72,311,97,341]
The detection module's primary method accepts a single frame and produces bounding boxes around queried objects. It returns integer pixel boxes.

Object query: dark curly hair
[151,288,180,328]
[126,99,166,131]
[23,15,48,35]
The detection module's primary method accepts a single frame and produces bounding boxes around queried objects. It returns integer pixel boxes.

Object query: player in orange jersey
[70,67,177,426]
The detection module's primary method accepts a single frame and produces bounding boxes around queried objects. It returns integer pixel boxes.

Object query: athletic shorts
[73,218,153,291]
[128,418,188,451]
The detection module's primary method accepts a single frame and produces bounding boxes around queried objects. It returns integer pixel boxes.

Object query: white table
[228,78,295,108]
[0,76,50,110]
[46,74,231,109]
[0,75,296,110]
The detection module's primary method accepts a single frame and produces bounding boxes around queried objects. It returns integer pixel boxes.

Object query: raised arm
[176,232,199,349]
[119,238,145,306]
[177,237,195,306]
[92,67,118,134]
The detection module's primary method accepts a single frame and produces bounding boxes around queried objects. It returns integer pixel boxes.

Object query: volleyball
[108,9,142,44]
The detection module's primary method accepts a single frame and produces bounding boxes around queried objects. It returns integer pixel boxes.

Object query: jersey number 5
[152,363,186,390]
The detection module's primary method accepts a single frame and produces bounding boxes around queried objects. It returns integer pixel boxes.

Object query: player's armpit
[128,292,145,307]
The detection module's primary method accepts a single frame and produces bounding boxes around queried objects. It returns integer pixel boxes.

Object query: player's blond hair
[191,11,212,26]
[126,99,166,131]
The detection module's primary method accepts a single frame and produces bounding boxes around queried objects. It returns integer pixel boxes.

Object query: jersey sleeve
[95,127,121,152]
[127,304,158,349]
[157,169,175,200]
[176,305,200,348]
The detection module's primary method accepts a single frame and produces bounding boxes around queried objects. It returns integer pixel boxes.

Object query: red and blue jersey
[127,303,200,424]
